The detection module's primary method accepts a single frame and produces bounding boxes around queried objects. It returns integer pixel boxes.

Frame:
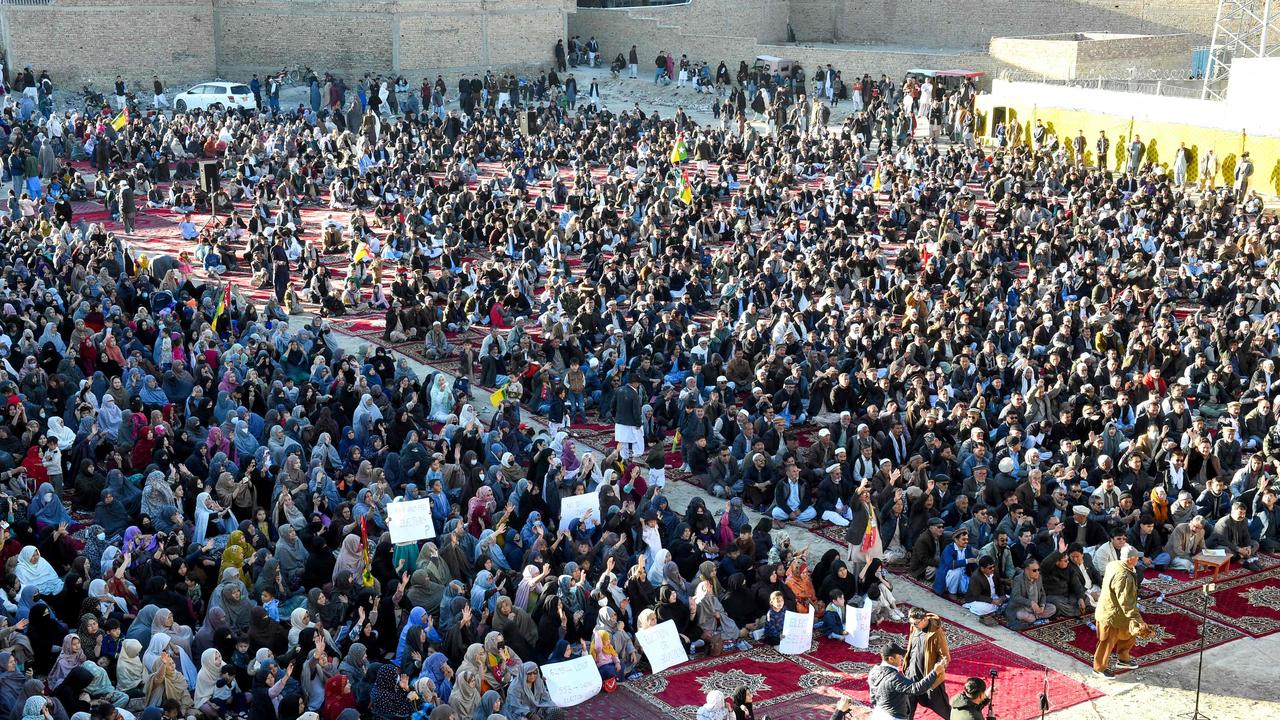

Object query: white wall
[982,79,1280,137]
[1224,57,1280,121]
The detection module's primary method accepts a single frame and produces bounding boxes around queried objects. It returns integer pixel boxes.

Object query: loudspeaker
[200,161,220,194]
[520,110,538,136]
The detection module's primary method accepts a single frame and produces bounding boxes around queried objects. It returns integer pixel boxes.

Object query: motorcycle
[82,82,106,114]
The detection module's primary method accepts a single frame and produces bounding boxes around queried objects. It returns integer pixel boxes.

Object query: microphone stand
[1039,668,1050,720]
[1179,582,1215,720]
[987,669,998,720]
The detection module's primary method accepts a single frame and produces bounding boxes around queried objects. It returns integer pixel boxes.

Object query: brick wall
[1,0,216,85]
[832,0,1216,48]
[0,0,572,88]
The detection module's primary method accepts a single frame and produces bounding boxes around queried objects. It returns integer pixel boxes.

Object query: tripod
[1178,582,1215,720]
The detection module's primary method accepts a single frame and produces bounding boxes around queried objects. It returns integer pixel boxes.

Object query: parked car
[752,55,797,77]
[173,81,257,113]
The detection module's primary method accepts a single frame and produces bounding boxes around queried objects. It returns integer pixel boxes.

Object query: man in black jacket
[867,641,947,720]
[613,374,645,461]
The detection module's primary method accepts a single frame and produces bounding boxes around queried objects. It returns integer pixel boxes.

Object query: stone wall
[0,0,573,86]
[990,33,1195,81]
[0,0,217,85]
[831,0,1217,48]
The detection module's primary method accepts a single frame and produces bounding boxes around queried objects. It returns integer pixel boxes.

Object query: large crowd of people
[0,29,1276,720]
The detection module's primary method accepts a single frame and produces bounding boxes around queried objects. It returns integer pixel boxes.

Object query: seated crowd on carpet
[0,38,1278,720]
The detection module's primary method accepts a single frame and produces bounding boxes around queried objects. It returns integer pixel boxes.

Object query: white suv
[173,81,258,113]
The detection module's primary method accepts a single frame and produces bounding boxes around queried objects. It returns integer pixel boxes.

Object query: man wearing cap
[613,373,645,461]
[908,518,945,582]
[934,527,977,597]
[1093,545,1151,676]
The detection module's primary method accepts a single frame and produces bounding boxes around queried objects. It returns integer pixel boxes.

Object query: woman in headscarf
[502,661,561,720]
[784,558,822,617]
[0,654,26,719]
[692,561,745,654]
[96,395,124,439]
[332,534,364,583]
[352,394,385,444]
[449,666,482,720]
[473,689,503,720]
[143,651,194,713]
[19,697,50,720]
[369,664,415,720]
[192,491,236,546]
[141,471,178,520]
[47,635,86,690]
[143,632,197,688]
[698,690,730,720]
[422,652,454,703]
[338,643,369,693]
[82,658,128,708]
[151,607,195,657]
[115,638,148,698]
[14,547,64,595]
[125,605,160,646]
[26,483,74,529]
[94,488,131,538]
[192,648,223,715]
[481,631,521,694]
[321,674,356,720]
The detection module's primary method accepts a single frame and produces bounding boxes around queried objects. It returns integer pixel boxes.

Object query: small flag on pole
[489,386,507,407]
[670,135,688,163]
[678,169,693,204]
[110,107,129,131]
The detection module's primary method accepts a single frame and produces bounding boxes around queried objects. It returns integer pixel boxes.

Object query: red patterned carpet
[1020,593,1245,670]
[1164,566,1280,638]
[567,617,1099,720]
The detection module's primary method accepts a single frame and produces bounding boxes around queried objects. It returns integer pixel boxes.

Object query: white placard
[845,597,873,649]
[779,609,814,655]
[558,491,599,533]
[635,620,689,674]
[386,498,437,544]
[541,654,602,707]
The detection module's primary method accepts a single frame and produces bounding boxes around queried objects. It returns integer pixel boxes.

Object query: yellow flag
[671,429,682,450]
[110,108,128,131]
[352,242,370,264]
[678,169,693,204]
[489,386,507,407]
[670,135,688,164]
[872,171,882,192]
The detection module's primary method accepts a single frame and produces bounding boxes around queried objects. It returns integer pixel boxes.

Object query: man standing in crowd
[903,608,951,719]
[1094,545,1151,677]
[868,641,948,720]
[614,373,645,461]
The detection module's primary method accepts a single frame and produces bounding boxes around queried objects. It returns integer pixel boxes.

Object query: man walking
[903,608,951,719]
[1199,148,1218,191]
[1126,134,1145,175]
[1173,141,1191,186]
[1093,545,1151,677]
[1234,151,1254,202]
[153,75,168,110]
[613,374,645,461]
[118,180,136,233]
[868,641,948,720]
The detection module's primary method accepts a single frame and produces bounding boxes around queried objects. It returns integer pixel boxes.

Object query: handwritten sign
[541,654,601,707]
[386,498,437,544]
[779,609,814,655]
[636,620,689,674]
[558,491,599,533]
[846,596,873,649]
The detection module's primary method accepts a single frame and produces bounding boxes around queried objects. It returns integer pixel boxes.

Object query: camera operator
[947,677,991,720]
